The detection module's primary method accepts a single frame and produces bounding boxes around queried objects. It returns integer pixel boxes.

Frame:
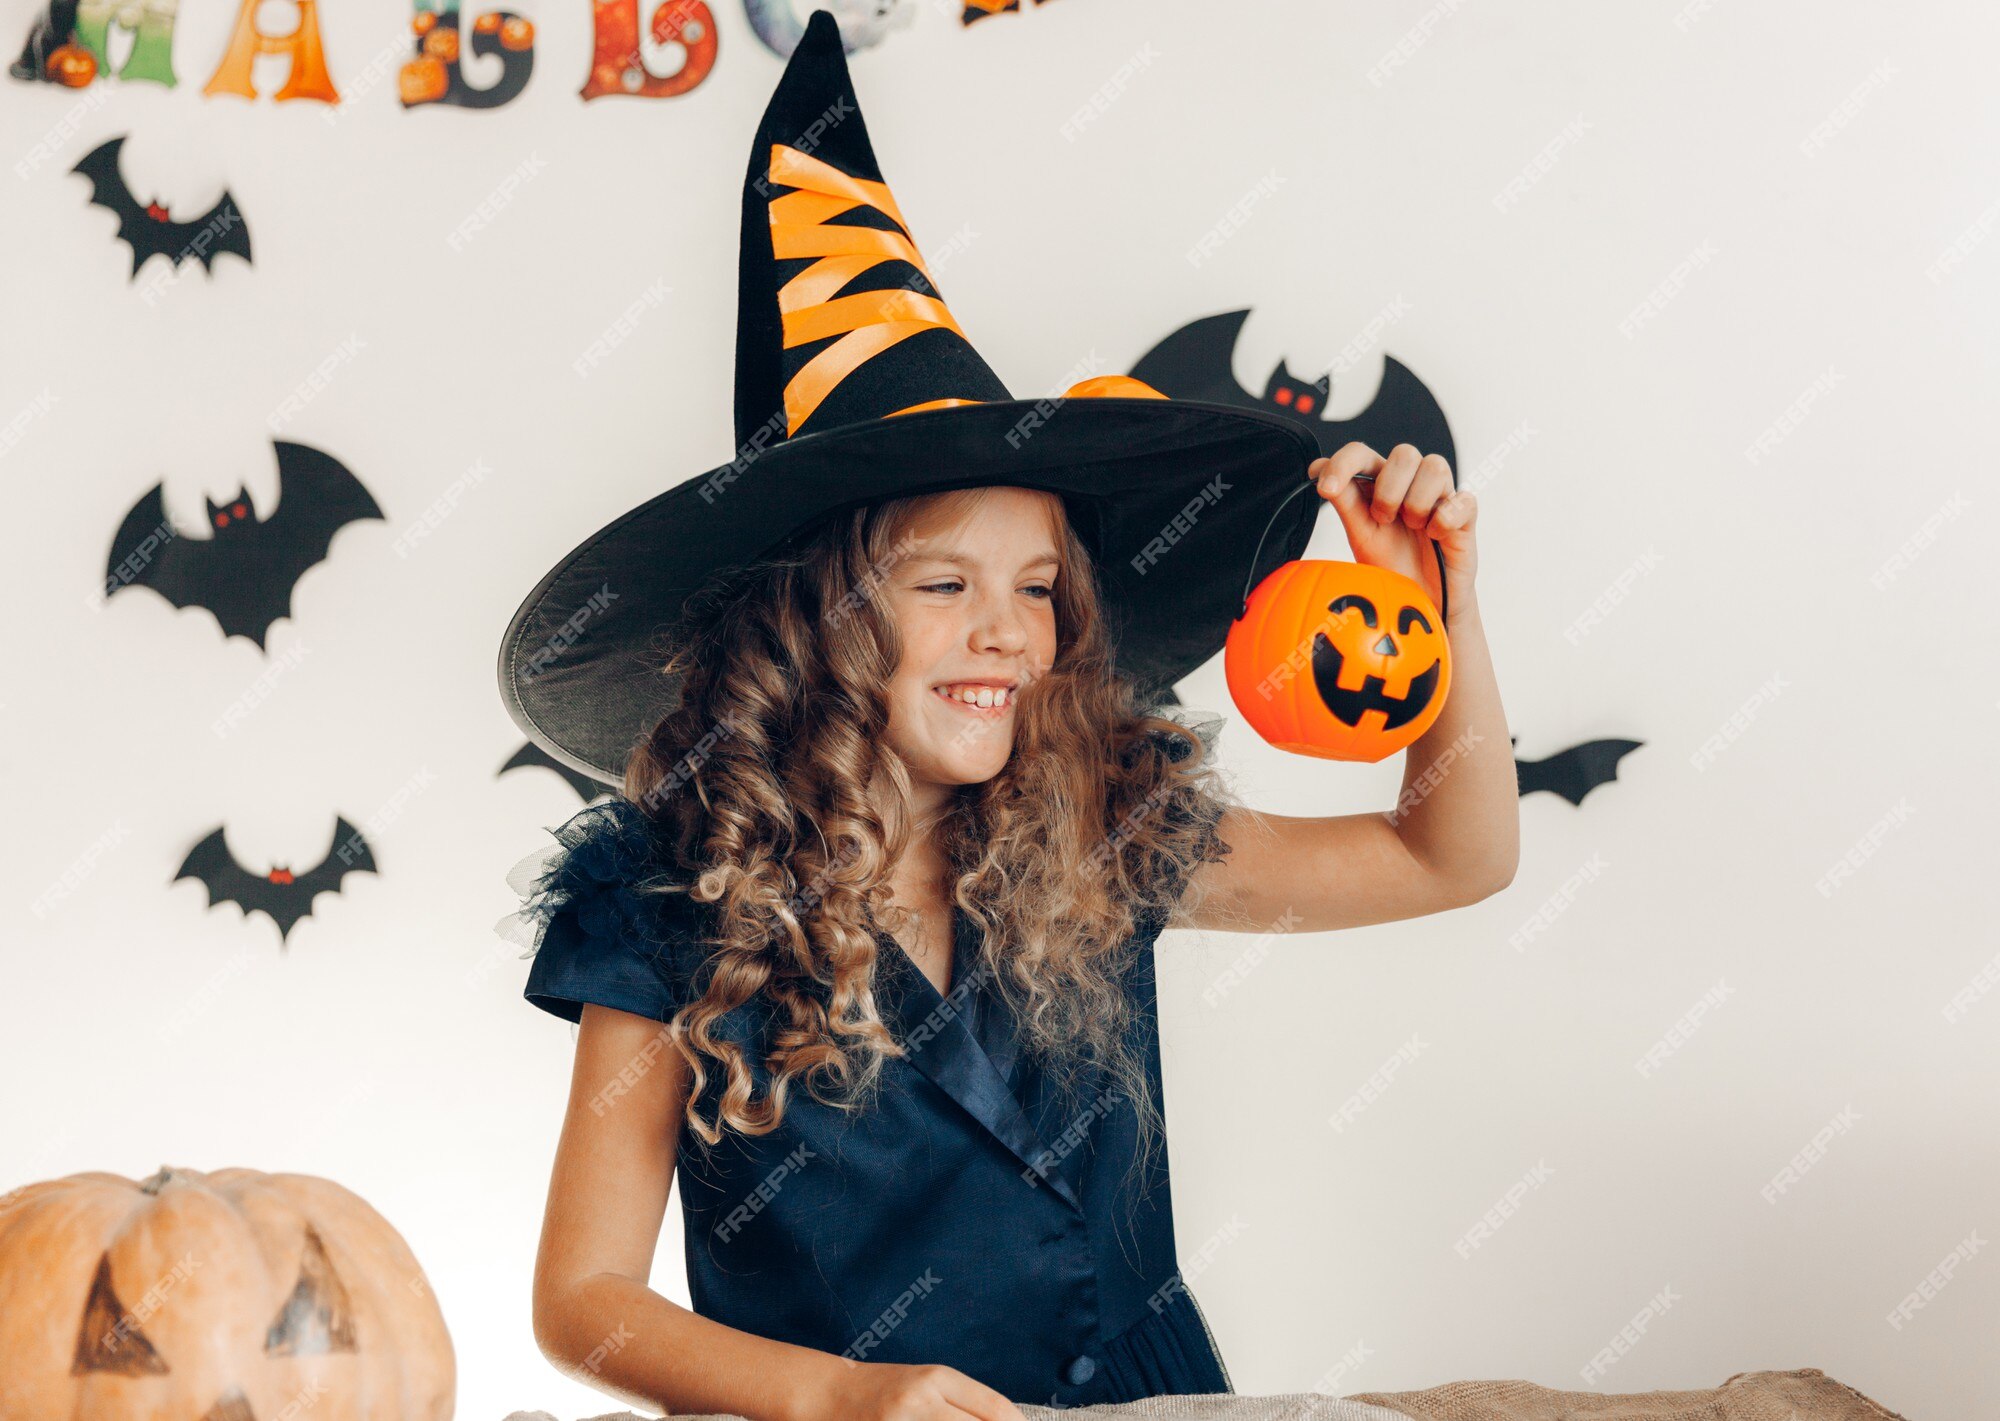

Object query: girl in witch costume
[494,11,1517,1419]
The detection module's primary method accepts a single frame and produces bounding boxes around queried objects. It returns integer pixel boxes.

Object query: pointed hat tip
[801,6,842,53]
[773,7,850,95]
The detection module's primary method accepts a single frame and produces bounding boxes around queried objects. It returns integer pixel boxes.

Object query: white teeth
[936,683,1011,707]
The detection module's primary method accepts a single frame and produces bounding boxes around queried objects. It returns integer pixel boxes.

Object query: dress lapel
[875,907,1085,1216]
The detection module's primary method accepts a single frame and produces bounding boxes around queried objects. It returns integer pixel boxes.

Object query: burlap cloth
[506,1367,1908,1420]
[1344,1367,1910,1420]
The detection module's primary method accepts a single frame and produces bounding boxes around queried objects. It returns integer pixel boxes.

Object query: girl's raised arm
[1181,441,1520,936]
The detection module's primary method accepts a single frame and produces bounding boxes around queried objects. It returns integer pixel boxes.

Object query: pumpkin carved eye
[72,1253,170,1376]
[1328,593,1377,627]
[264,1224,359,1356]
[1398,606,1433,635]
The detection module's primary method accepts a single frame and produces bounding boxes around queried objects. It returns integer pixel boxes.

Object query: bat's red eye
[233,503,248,517]
[213,512,229,527]
[1295,394,1315,414]
[1273,387,1292,405]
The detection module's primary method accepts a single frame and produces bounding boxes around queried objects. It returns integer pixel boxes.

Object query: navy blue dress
[504,773,1234,1406]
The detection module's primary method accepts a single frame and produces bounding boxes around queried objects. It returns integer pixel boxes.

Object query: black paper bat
[105,439,384,648]
[1130,308,1456,470]
[499,742,617,804]
[173,816,378,944]
[1513,737,1643,806]
[72,134,253,280]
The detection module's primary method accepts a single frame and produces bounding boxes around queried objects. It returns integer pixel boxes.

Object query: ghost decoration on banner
[744,0,915,56]
[12,0,952,101]
[10,0,179,87]
[400,0,534,108]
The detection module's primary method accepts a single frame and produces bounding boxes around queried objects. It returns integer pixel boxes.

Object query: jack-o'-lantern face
[71,1225,357,1421]
[1311,592,1442,731]
[2,1168,451,1421]
[1225,559,1453,762]
[398,55,449,105]
[48,42,99,87]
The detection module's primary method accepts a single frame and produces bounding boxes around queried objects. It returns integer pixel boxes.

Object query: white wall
[3,2,1993,1419]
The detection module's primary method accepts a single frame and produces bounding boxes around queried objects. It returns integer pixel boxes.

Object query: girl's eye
[915,581,1054,598]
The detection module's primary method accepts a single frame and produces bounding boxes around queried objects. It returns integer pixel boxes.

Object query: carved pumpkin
[0,1164,453,1421]
[47,42,99,87]
[1225,559,1452,761]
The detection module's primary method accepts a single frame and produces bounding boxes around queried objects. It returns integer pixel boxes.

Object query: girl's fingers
[1428,488,1478,536]
[1308,442,1384,504]
[1366,443,1424,523]
[938,1369,1025,1420]
[1400,454,1456,529]
[1309,443,1385,543]
[1310,444,1472,575]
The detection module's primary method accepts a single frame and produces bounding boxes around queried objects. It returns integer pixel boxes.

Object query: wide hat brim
[499,394,1321,786]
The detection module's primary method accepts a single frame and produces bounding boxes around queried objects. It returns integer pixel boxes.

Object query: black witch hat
[499,7,1321,786]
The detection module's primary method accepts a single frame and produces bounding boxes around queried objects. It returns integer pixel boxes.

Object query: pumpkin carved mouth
[1309,632,1442,731]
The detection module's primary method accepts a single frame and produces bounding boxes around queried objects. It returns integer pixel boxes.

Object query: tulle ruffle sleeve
[1144,703,1226,765]
[1133,704,1236,936]
[494,796,704,1027]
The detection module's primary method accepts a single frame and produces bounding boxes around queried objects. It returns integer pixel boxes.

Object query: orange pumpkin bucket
[1224,476,1453,762]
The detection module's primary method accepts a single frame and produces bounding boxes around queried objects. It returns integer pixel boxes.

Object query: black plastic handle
[1239,470,1451,628]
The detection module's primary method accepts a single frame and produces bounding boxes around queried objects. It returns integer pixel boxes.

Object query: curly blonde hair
[618,486,1235,1189]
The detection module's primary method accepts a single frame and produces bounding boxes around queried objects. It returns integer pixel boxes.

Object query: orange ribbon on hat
[887,376,1168,419]
[767,139,1169,431]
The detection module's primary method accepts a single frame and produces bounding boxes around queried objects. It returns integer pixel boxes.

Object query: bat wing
[1514,738,1644,806]
[72,135,157,279]
[173,826,303,940]
[1129,309,1457,469]
[105,481,211,615]
[499,742,618,804]
[290,816,380,911]
[298,812,380,888]
[202,442,385,646]
[1129,309,1262,407]
[1316,355,1457,473]
[182,191,253,272]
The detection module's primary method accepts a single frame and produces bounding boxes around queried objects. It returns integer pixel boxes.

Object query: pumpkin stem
[138,1166,177,1195]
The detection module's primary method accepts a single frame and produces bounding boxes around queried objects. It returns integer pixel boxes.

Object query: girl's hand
[805,1361,1028,1421]
[1308,441,1479,622]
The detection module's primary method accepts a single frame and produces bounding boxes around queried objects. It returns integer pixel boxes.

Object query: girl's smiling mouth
[933,681,1016,712]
